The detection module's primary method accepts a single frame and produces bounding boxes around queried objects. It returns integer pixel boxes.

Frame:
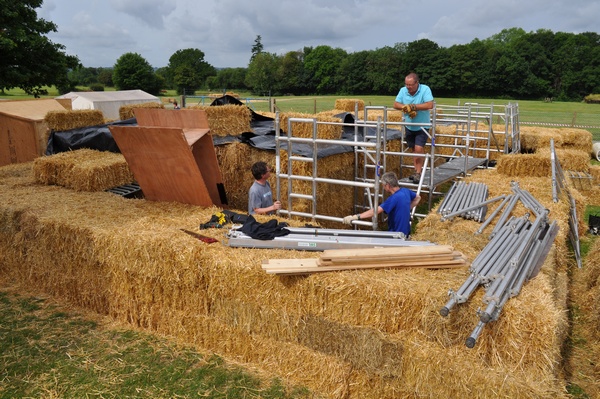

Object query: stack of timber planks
[262,245,468,275]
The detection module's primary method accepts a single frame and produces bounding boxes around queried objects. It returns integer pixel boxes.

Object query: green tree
[97,68,114,87]
[303,45,348,94]
[277,51,305,95]
[214,67,248,91]
[0,0,79,96]
[112,52,160,95]
[245,52,281,95]
[167,48,216,95]
[250,35,264,63]
[365,46,404,95]
[337,50,371,94]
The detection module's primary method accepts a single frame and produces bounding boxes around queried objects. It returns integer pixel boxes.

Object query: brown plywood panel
[134,108,209,129]
[109,125,214,206]
[0,115,42,166]
[189,133,227,206]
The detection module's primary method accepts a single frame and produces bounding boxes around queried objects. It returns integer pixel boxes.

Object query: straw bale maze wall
[1,122,598,398]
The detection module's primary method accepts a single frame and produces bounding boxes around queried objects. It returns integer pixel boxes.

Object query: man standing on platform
[393,72,434,183]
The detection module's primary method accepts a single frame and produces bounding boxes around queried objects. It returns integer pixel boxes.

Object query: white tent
[56,90,160,120]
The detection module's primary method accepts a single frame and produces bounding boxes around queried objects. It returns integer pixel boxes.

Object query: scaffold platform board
[225,227,435,251]
[400,156,488,187]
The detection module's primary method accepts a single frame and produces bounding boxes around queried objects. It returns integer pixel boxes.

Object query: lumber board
[317,251,462,266]
[319,245,454,261]
[262,256,468,275]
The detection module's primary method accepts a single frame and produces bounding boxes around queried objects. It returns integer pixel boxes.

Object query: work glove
[342,214,359,225]
[402,104,417,118]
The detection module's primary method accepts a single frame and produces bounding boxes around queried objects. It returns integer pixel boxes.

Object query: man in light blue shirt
[393,72,434,182]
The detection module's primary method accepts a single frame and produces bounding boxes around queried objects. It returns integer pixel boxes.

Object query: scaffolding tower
[275,102,520,230]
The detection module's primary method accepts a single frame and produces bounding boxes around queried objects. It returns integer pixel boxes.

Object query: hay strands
[262,245,467,275]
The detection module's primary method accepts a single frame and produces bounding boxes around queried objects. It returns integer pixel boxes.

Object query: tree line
[2,2,599,101]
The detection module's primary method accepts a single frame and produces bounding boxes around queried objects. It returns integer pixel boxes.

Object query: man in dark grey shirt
[248,161,281,215]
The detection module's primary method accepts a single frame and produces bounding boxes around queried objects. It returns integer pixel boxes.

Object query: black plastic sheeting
[46,118,137,155]
[45,95,403,160]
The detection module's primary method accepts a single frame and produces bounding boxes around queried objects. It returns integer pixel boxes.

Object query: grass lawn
[0,283,311,399]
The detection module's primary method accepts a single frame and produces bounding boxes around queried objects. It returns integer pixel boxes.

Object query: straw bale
[119,101,164,120]
[0,162,574,398]
[496,148,590,178]
[335,99,365,112]
[279,112,342,139]
[519,126,592,153]
[44,109,105,132]
[590,164,600,182]
[365,109,405,123]
[32,149,134,191]
[208,92,240,99]
[188,104,252,136]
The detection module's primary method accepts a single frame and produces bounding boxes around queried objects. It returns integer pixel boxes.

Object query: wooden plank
[317,251,462,266]
[319,245,454,262]
[109,125,215,206]
[262,256,468,275]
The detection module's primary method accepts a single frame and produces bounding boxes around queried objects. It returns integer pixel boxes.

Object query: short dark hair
[251,161,269,180]
[406,72,419,83]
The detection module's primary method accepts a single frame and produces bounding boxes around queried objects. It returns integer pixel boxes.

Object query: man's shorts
[405,128,429,148]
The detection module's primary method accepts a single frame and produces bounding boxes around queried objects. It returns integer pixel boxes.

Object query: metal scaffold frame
[274,101,520,230]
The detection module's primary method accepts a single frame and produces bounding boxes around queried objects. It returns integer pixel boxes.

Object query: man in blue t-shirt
[342,172,421,237]
[393,72,434,183]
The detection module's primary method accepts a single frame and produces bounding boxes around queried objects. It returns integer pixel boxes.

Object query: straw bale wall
[519,126,593,153]
[188,104,252,136]
[0,158,576,398]
[44,109,105,132]
[31,149,134,192]
[119,101,164,120]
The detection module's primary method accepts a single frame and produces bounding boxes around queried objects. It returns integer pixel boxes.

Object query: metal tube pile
[438,182,490,222]
[439,181,559,348]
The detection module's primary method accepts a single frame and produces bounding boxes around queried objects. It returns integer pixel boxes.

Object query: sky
[38,0,600,69]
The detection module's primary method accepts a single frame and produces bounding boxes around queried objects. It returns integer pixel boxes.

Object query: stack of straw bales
[519,126,593,153]
[495,127,592,179]
[119,102,164,120]
[32,149,134,192]
[44,109,105,131]
[189,104,252,136]
[569,236,600,397]
[0,155,578,398]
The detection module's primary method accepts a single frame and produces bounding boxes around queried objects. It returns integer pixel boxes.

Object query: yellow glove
[342,214,359,225]
[402,104,417,118]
